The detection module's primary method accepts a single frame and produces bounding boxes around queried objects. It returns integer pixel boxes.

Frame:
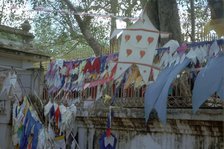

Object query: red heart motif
[125,35,131,41]
[126,49,132,56]
[140,50,145,58]
[136,35,142,42]
[147,37,154,44]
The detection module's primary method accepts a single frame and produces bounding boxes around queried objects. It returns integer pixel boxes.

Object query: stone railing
[78,76,223,109]
[78,94,222,110]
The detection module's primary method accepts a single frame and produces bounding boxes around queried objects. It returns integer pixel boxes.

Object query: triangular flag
[137,65,150,83]
[114,63,131,79]
[209,40,220,58]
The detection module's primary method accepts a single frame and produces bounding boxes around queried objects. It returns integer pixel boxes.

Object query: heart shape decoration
[136,35,142,42]
[140,50,146,58]
[125,35,131,41]
[126,49,132,56]
[147,37,154,44]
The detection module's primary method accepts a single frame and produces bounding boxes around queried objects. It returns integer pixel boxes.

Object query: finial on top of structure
[21,20,31,32]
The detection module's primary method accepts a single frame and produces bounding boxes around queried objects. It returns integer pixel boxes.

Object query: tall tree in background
[178,0,221,41]
[189,0,195,41]
[208,0,224,20]
[205,0,224,37]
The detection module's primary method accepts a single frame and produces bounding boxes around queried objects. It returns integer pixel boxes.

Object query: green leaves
[0,0,143,59]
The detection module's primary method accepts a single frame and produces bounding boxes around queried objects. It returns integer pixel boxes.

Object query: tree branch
[62,0,102,56]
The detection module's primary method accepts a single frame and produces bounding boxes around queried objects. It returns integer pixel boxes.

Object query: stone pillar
[78,127,87,149]
[87,128,95,149]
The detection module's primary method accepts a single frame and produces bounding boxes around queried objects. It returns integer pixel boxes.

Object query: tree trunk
[145,0,182,44]
[145,0,160,30]
[110,0,118,53]
[207,0,224,37]
[208,0,224,20]
[190,0,195,41]
[62,0,102,56]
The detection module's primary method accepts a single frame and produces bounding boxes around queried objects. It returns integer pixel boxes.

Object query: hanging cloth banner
[192,54,224,113]
[144,39,224,124]
[114,11,160,83]
[144,58,190,124]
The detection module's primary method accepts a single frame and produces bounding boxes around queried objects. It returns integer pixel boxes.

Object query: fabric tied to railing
[144,58,191,124]
[192,54,224,112]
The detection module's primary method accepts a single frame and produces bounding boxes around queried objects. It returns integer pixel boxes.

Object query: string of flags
[44,9,224,127]
[45,53,118,95]
[44,39,223,92]
[45,37,223,124]
[3,39,223,149]
[4,37,223,149]
[10,5,141,21]
[0,69,78,148]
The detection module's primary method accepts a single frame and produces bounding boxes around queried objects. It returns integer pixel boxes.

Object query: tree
[0,0,28,26]
[177,0,222,41]
[33,0,143,58]
[62,0,102,56]
[61,0,143,55]
[3,0,217,58]
[141,0,182,44]
[206,0,224,37]
[33,0,112,58]
[0,0,182,57]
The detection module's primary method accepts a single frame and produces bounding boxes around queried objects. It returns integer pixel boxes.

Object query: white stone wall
[74,123,223,149]
[0,67,44,149]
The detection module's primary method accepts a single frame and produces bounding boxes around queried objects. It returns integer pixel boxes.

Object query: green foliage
[32,0,113,58]
[0,0,144,59]
[1,0,215,56]
[32,0,143,59]
[0,0,26,26]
